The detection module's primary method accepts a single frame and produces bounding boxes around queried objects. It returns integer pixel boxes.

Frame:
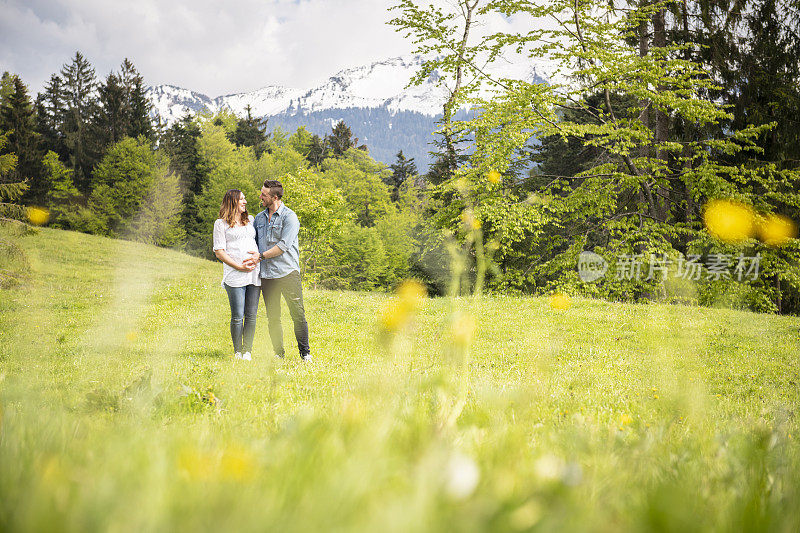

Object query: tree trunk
[652,8,670,222]
[441,0,479,178]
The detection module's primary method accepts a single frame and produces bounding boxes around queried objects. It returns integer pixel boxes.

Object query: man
[253,179,311,361]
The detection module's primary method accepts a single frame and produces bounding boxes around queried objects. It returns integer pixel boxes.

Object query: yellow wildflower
[221,446,255,481]
[379,301,405,333]
[703,199,755,243]
[396,279,427,309]
[178,448,214,480]
[379,280,427,333]
[451,313,476,347]
[549,293,571,310]
[26,206,50,226]
[758,213,797,246]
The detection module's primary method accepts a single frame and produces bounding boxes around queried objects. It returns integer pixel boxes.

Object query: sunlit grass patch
[1,228,800,531]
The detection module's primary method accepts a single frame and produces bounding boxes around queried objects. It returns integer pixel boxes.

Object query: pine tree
[0,128,30,287]
[35,74,68,160]
[96,72,127,147]
[727,0,799,167]
[0,129,27,224]
[425,131,470,186]
[161,114,205,195]
[327,120,366,157]
[305,133,329,167]
[60,51,100,192]
[160,114,207,253]
[0,74,42,203]
[119,58,154,140]
[95,59,154,150]
[387,150,417,201]
[228,104,270,157]
[86,136,167,237]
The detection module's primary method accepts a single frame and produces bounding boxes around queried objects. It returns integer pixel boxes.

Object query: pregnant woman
[213,189,261,361]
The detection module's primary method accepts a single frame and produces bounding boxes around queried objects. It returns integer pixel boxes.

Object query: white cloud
[0,0,414,96]
[0,0,540,97]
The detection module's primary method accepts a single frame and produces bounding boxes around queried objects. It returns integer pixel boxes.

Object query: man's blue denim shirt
[254,203,301,279]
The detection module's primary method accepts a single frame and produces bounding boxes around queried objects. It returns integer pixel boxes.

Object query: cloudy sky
[0,0,418,97]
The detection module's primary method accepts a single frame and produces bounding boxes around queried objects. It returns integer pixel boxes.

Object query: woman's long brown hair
[219,189,249,226]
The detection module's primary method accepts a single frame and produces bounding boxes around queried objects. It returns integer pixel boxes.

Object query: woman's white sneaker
[242,352,252,361]
[235,352,243,360]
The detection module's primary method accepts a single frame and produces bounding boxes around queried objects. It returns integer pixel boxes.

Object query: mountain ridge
[147,54,548,166]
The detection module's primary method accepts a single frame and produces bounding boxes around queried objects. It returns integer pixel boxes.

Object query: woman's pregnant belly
[228,240,259,262]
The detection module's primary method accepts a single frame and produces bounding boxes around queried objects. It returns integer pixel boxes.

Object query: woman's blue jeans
[223,283,260,354]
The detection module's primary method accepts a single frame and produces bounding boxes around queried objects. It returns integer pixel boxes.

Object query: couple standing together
[213,179,311,362]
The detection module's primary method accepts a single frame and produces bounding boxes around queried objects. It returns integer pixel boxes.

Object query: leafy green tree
[205,108,238,134]
[276,167,350,286]
[320,149,393,226]
[192,120,261,257]
[288,126,317,161]
[0,74,13,103]
[254,145,307,182]
[267,126,289,149]
[326,222,389,290]
[375,208,417,286]
[392,0,800,309]
[273,125,325,167]
[40,150,80,228]
[83,137,168,237]
[390,0,483,184]
[129,166,186,247]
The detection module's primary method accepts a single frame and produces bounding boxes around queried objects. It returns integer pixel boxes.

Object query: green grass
[1,227,800,532]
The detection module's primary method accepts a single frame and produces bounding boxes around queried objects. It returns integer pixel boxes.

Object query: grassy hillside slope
[1,228,799,531]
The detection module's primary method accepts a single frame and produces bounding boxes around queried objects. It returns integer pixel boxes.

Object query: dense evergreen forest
[2,0,800,313]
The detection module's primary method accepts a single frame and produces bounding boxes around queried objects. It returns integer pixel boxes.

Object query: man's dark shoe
[300,352,312,362]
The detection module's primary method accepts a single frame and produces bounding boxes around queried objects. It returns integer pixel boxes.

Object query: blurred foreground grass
[1,228,799,531]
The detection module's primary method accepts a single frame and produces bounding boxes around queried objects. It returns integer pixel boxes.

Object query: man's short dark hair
[263,179,283,199]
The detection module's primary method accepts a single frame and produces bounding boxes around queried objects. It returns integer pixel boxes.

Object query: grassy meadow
[1,227,800,531]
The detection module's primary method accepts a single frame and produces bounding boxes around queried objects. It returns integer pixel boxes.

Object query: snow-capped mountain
[146,54,550,166]
[219,85,306,119]
[281,56,451,116]
[147,85,217,124]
